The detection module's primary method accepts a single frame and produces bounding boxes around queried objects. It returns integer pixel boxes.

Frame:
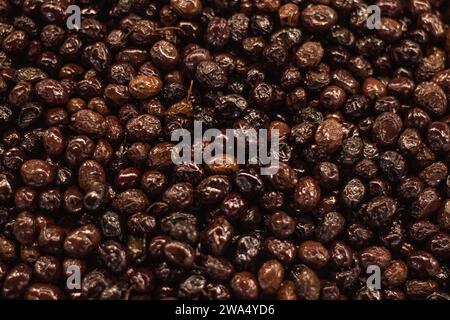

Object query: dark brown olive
[63,186,83,214]
[140,170,167,196]
[203,216,233,257]
[321,281,341,300]
[270,121,290,140]
[258,260,284,295]
[438,200,450,231]
[406,280,439,298]
[163,182,194,210]
[419,162,448,187]
[196,61,227,90]
[82,181,108,212]
[294,177,321,212]
[170,0,202,18]
[150,40,179,71]
[125,115,161,143]
[366,196,398,228]
[359,246,392,270]
[427,233,450,261]
[372,112,403,146]
[264,238,296,265]
[14,187,37,211]
[2,263,32,299]
[314,161,340,189]
[63,225,101,258]
[127,268,155,294]
[315,118,344,153]
[13,211,36,245]
[20,160,55,188]
[0,234,16,262]
[320,86,347,110]
[398,177,423,200]
[414,82,447,117]
[408,251,440,277]
[71,109,106,138]
[98,240,128,273]
[35,79,68,106]
[298,241,329,269]
[112,189,150,215]
[147,143,175,171]
[398,128,422,155]
[379,150,407,182]
[279,4,299,27]
[220,192,247,221]
[148,236,171,260]
[427,121,450,152]
[163,240,195,268]
[296,41,324,69]
[315,211,345,243]
[25,284,64,300]
[411,188,442,219]
[414,146,436,169]
[267,211,295,239]
[276,280,298,300]
[34,255,61,283]
[65,136,94,167]
[291,264,321,300]
[382,260,408,288]
[205,17,230,50]
[129,75,162,100]
[330,241,353,270]
[3,30,29,53]
[260,191,284,211]
[38,226,65,255]
[196,175,232,205]
[230,272,259,300]
[202,255,234,282]
[301,5,337,33]
[9,81,32,108]
[78,160,106,192]
[0,0,449,302]
[42,127,65,157]
[333,70,360,95]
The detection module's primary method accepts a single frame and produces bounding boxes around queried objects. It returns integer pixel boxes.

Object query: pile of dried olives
[0,0,449,300]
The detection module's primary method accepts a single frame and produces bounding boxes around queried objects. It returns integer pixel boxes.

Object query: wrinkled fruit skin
[0,0,449,301]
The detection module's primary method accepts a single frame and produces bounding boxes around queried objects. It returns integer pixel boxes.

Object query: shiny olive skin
[0,0,449,302]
